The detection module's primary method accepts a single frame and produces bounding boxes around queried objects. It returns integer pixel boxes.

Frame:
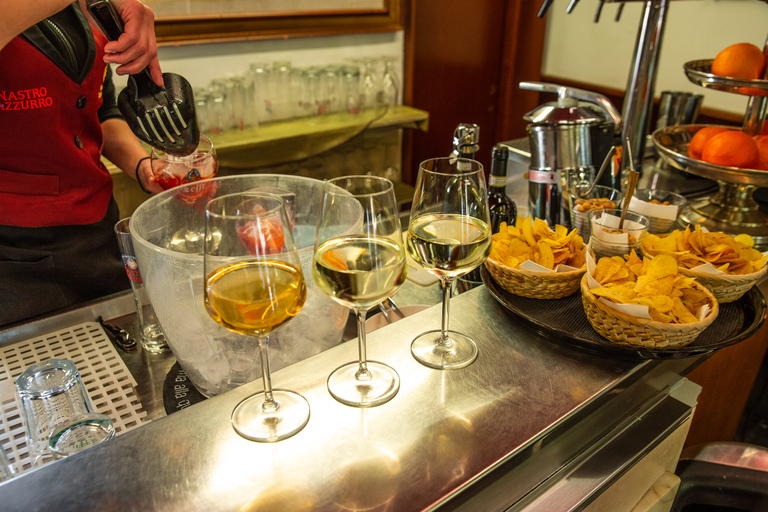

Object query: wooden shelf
[212,105,429,169]
[107,105,428,219]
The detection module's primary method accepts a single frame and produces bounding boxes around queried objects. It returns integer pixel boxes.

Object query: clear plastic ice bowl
[130,174,361,397]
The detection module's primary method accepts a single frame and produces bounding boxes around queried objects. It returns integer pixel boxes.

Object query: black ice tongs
[86,0,200,156]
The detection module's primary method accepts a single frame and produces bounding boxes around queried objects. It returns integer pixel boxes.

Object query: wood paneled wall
[402,0,546,183]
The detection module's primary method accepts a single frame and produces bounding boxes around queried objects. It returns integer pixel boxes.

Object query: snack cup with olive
[624,189,687,235]
[568,185,623,243]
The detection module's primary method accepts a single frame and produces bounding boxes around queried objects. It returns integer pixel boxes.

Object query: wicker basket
[484,257,586,299]
[580,275,719,349]
[678,265,767,304]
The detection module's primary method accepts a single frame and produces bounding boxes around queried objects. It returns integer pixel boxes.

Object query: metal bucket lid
[524,98,605,126]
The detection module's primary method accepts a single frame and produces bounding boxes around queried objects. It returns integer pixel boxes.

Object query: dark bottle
[488,145,517,234]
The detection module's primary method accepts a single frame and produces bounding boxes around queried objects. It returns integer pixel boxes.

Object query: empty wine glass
[313,176,405,407]
[204,192,309,442]
[407,157,491,369]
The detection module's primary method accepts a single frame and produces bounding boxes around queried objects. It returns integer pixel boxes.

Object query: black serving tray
[481,266,767,360]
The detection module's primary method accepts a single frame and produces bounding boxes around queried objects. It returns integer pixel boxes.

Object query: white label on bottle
[488,175,506,187]
[457,160,473,171]
[529,170,558,184]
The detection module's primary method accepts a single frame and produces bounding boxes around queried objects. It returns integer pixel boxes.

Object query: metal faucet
[620,0,670,171]
[537,0,674,172]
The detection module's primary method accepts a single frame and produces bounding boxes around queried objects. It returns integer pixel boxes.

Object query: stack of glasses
[194,56,400,134]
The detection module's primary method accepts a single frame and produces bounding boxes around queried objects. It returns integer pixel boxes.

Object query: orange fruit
[711,43,765,80]
[688,126,729,160]
[753,135,768,170]
[701,130,759,168]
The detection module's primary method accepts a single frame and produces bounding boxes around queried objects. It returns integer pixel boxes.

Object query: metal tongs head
[118,72,199,156]
[86,0,200,156]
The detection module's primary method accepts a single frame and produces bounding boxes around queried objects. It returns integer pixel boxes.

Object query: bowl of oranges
[485,217,587,299]
[685,42,768,97]
[653,124,768,187]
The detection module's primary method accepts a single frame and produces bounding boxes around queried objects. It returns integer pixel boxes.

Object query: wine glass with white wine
[313,176,406,407]
[204,191,309,442]
[407,157,491,369]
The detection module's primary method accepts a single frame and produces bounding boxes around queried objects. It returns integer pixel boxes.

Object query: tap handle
[566,0,580,14]
[615,2,625,22]
[538,0,555,17]
[594,0,605,22]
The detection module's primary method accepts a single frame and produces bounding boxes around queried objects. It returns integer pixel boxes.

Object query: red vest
[0,27,112,227]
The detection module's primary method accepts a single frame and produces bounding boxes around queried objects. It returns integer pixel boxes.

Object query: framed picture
[147,0,404,44]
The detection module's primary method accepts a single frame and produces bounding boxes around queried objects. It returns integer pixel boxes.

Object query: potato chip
[644,254,678,280]
[534,243,555,269]
[640,225,766,275]
[735,233,755,248]
[589,250,710,324]
[631,295,674,313]
[591,282,637,304]
[489,217,585,270]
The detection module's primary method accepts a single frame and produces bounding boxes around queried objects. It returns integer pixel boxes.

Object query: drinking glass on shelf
[313,176,406,407]
[150,134,218,253]
[272,61,293,120]
[204,192,309,442]
[407,157,491,369]
[360,59,379,109]
[379,57,399,107]
[342,65,362,115]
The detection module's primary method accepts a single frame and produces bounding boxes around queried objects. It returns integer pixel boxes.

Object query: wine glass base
[327,361,400,408]
[231,389,310,442]
[411,330,478,370]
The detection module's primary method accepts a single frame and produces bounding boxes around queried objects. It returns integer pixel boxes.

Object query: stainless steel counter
[0,283,702,511]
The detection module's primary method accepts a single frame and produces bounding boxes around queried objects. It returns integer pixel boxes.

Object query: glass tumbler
[342,65,361,115]
[115,217,170,354]
[588,209,650,260]
[15,359,115,460]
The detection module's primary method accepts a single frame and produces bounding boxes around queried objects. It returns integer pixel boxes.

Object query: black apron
[0,198,130,327]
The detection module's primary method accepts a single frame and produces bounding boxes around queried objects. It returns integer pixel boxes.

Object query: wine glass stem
[439,278,453,346]
[257,336,278,413]
[354,309,373,380]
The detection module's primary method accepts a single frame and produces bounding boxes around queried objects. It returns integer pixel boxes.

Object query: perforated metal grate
[0,322,149,474]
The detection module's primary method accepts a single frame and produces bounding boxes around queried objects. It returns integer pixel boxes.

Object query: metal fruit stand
[653,60,768,250]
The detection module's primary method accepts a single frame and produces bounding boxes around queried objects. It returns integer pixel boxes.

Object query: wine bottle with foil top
[487,145,517,234]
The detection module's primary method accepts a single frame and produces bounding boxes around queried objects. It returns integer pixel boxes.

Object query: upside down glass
[314,176,405,407]
[407,157,491,369]
[204,192,309,442]
[15,359,115,461]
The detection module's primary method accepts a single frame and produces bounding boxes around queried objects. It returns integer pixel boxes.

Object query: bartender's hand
[137,157,164,194]
[99,0,163,86]
[101,118,165,194]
